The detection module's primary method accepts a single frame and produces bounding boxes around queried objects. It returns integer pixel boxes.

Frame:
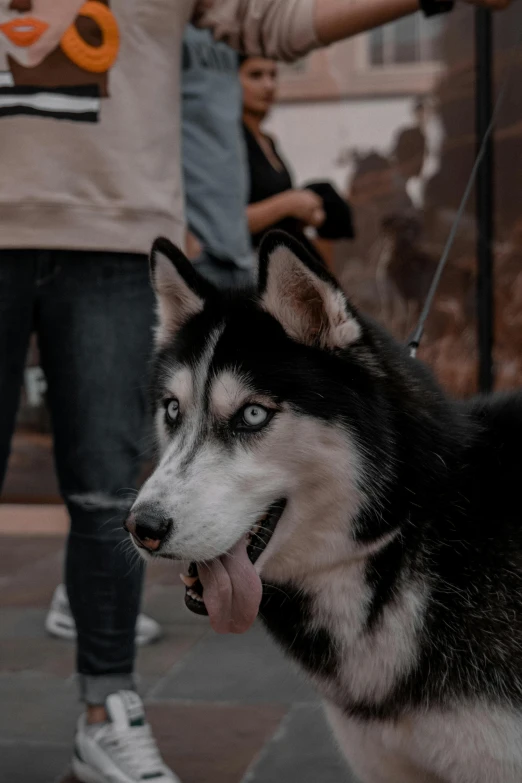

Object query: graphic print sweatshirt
[0,0,316,253]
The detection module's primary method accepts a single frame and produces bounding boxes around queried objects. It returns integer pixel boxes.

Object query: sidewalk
[0,505,357,783]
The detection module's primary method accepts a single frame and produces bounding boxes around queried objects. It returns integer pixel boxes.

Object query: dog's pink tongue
[198,537,262,634]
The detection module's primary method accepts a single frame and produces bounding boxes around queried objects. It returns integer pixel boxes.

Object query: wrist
[419,0,454,16]
[278,190,297,218]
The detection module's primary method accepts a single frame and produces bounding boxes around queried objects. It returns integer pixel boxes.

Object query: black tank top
[243,123,315,253]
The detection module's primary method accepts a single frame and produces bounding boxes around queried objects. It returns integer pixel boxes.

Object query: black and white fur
[132,232,522,783]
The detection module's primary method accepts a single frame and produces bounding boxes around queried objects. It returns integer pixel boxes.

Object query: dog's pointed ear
[258,232,361,349]
[150,237,215,346]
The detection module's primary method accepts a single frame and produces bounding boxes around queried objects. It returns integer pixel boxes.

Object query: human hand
[286,190,326,227]
[185,230,202,261]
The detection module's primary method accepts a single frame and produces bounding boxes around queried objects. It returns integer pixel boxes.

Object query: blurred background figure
[240,55,355,268]
[240,55,327,261]
[392,98,428,209]
[182,24,255,289]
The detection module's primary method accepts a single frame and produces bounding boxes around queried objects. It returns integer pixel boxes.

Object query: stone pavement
[0,507,359,783]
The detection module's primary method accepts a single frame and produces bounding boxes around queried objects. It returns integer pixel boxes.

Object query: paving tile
[0,630,206,688]
[0,539,167,611]
[242,703,358,783]
[61,705,287,783]
[0,637,75,678]
[0,534,184,609]
[145,703,286,783]
[0,535,63,579]
[152,622,316,704]
[0,673,80,744]
[2,431,60,503]
[0,598,72,680]
[141,584,211,629]
[0,742,70,783]
[0,607,50,639]
[137,627,209,694]
[0,605,206,683]
[0,547,63,609]
[0,505,68,536]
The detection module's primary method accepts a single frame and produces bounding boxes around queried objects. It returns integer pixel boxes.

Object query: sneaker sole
[45,611,77,641]
[136,630,162,646]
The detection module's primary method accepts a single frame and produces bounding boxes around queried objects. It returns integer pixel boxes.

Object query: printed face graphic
[0,0,120,121]
[0,0,85,68]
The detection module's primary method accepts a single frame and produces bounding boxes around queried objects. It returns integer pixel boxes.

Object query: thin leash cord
[407,31,521,358]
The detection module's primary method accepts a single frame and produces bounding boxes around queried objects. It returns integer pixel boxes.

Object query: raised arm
[194,0,511,61]
[315,0,418,46]
[315,0,511,45]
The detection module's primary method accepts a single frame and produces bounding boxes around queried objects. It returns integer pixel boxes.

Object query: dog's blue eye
[242,405,269,428]
[165,399,180,425]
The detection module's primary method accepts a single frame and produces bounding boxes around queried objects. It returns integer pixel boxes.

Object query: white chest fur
[302,556,428,707]
[325,701,522,783]
[296,562,522,783]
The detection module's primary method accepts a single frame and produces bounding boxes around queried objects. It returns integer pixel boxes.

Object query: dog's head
[129,232,398,633]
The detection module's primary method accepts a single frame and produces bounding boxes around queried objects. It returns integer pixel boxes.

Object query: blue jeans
[194,250,255,289]
[0,250,155,704]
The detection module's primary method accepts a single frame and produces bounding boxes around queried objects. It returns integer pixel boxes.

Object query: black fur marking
[343,394,522,720]
[260,583,339,679]
[259,229,337,292]
[150,236,217,301]
[364,533,406,632]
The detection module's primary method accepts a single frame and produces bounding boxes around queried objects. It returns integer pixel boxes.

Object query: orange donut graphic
[60,1,120,74]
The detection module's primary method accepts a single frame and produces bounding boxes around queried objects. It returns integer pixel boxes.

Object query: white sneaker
[72,691,181,783]
[45,584,162,646]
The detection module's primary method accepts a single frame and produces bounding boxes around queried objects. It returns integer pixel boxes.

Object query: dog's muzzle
[182,498,287,616]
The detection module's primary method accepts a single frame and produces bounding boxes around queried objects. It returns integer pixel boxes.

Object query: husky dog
[128,232,522,783]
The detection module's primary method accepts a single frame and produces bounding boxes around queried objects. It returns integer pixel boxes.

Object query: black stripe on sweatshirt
[0,84,100,97]
[0,106,98,122]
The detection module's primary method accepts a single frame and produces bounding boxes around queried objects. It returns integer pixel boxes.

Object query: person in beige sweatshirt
[0,1,510,782]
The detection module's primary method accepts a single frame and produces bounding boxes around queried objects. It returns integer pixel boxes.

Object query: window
[276,13,445,102]
[369,14,443,68]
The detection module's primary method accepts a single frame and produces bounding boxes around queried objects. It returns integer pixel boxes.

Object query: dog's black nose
[125,508,173,553]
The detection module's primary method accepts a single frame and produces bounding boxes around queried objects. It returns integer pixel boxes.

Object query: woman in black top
[239,56,326,253]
